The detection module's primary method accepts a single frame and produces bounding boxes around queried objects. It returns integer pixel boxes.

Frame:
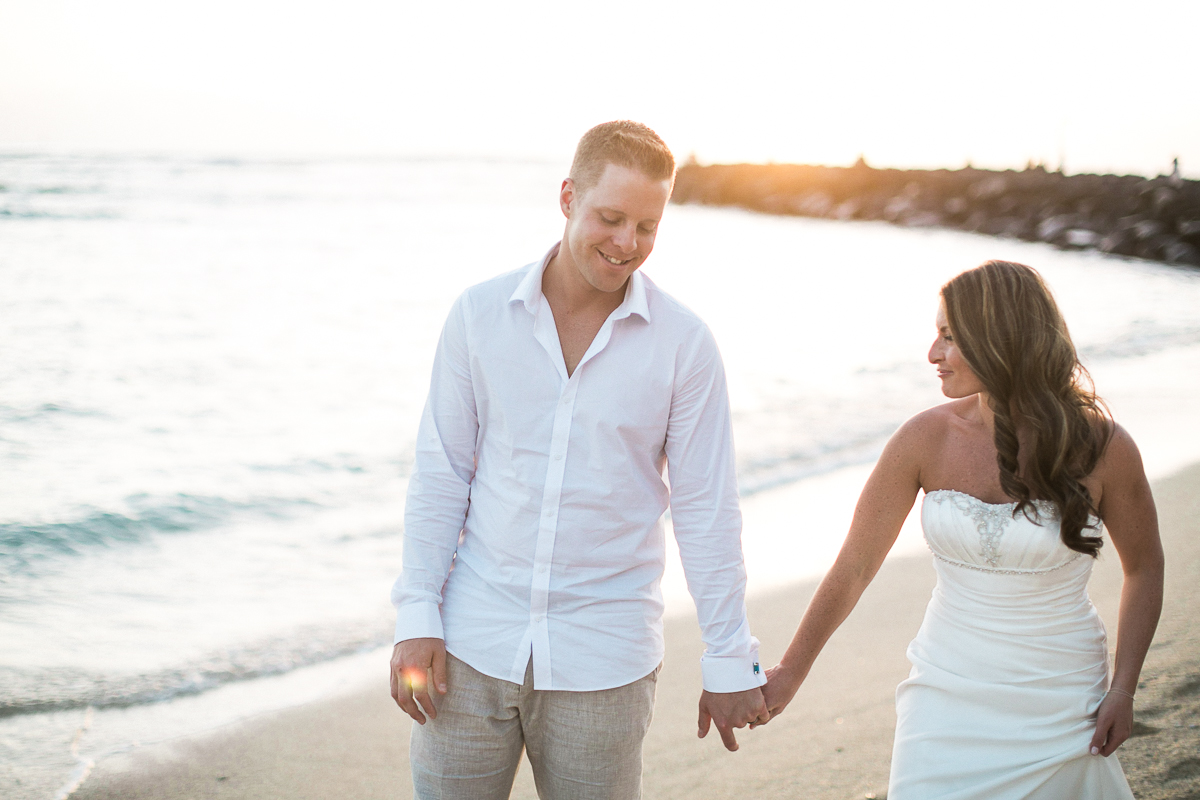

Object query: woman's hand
[1090,691,1135,757]
[750,664,802,727]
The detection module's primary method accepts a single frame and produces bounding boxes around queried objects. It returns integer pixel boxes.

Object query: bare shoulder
[888,399,970,449]
[850,404,964,518]
[1091,421,1160,560]
[1094,422,1147,486]
[877,400,967,477]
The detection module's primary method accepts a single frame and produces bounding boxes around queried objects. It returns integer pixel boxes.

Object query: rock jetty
[671,158,1200,268]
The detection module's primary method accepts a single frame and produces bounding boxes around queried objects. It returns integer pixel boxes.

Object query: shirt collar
[509,241,652,323]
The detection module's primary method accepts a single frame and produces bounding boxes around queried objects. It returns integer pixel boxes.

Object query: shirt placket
[527,376,577,687]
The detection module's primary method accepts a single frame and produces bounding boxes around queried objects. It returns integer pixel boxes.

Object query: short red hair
[569,120,675,194]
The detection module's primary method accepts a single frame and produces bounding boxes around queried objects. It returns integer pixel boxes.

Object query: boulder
[1064,229,1101,248]
[1037,215,1073,242]
[1164,241,1200,266]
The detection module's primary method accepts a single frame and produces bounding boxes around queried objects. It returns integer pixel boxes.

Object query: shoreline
[671,161,1200,269]
[66,462,1200,800]
[0,460,917,800]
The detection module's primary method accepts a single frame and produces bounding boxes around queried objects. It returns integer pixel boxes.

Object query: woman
[759,261,1164,798]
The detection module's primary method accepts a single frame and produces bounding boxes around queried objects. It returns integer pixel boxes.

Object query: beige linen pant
[409,653,658,800]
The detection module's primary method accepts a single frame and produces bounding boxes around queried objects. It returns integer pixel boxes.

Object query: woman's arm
[757,414,927,722]
[1089,425,1165,757]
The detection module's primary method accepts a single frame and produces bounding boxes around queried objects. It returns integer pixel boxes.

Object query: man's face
[559,162,672,294]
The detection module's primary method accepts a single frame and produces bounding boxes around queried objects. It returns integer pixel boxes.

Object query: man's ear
[559,178,576,219]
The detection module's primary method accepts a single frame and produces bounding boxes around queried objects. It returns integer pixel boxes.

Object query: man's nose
[612,223,637,252]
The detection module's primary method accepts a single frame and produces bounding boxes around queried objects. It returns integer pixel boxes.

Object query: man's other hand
[390,637,448,724]
[697,687,769,752]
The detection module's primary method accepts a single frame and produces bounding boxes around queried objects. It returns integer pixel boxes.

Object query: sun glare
[0,0,1196,175]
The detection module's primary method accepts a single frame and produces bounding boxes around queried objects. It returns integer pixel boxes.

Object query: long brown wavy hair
[940,260,1112,556]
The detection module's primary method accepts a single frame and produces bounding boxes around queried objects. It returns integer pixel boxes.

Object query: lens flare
[402,668,427,692]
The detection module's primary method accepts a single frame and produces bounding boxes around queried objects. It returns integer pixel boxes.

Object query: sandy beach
[73,462,1200,800]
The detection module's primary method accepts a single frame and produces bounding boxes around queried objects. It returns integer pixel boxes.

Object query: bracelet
[1106,688,1136,701]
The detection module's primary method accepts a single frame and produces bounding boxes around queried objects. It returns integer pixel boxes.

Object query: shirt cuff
[393,601,445,644]
[699,636,767,693]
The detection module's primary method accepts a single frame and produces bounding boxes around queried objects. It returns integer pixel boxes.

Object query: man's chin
[584,269,634,294]
[600,264,641,291]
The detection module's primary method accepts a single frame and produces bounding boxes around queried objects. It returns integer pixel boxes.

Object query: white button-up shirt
[392,244,764,693]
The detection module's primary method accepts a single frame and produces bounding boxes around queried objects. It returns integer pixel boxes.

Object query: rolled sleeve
[666,325,766,693]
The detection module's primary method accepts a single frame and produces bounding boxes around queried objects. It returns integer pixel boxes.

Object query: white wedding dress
[889,489,1134,799]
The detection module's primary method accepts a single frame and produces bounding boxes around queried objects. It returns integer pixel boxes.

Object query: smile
[599,251,633,266]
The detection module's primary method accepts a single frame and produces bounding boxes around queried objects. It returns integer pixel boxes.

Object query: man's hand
[752,664,802,727]
[390,637,448,724]
[697,687,769,751]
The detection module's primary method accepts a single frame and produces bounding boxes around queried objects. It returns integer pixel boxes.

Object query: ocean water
[3,154,1200,798]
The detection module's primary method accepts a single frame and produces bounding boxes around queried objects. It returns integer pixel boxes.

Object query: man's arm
[390,294,478,723]
[664,323,767,752]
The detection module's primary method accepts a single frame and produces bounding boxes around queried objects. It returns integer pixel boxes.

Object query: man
[390,120,767,800]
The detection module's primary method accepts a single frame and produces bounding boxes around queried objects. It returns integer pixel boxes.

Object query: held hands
[753,663,804,726]
[1090,691,1135,757]
[390,637,448,724]
[697,687,769,751]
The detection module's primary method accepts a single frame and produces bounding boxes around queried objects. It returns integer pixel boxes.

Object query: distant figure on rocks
[389,120,768,800]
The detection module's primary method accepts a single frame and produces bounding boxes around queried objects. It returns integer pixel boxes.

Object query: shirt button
[544,509,553,517]
[561,396,569,405]
[554,454,563,461]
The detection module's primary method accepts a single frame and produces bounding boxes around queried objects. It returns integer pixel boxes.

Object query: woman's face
[929,303,986,399]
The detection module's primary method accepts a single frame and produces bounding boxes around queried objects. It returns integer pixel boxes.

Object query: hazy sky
[2,0,1196,175]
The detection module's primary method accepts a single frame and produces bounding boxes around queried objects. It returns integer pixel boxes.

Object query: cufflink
[753,662,760,675]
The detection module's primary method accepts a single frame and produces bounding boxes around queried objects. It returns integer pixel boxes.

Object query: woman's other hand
[1090,691,1135,756]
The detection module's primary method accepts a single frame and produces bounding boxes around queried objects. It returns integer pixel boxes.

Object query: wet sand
[73,463,1200,799]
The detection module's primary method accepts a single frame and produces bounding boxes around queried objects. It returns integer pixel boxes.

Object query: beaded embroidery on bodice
[922,489,1084,574]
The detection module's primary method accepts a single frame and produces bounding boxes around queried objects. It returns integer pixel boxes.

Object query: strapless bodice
[922,489,1093,574]
[918,489,1106,658]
